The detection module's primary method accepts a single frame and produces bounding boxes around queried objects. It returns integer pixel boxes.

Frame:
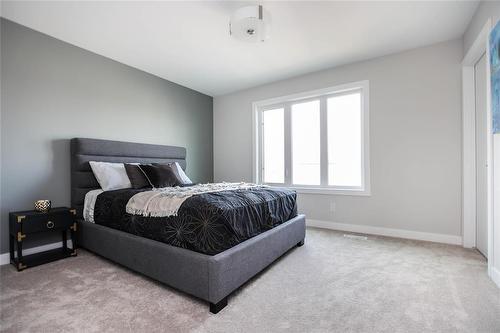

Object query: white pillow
[89,161,132,191]
[172,162,193,185]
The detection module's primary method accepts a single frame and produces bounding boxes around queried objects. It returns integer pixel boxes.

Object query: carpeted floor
[1,227,500,332]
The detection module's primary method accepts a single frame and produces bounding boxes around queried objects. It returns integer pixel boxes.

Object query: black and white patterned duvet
[93,187,297,255]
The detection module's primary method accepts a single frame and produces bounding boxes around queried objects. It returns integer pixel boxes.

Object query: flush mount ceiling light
[229,5,271,42]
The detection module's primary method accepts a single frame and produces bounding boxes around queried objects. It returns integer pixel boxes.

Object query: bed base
[210,297,228,314]
[71,137,306,313]
[78,214,306,313]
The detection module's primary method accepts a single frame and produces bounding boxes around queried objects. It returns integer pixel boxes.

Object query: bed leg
[297,240,305,247]
[209,297,228,314]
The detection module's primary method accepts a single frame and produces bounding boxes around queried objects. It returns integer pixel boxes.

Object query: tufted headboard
[70,138,186,218]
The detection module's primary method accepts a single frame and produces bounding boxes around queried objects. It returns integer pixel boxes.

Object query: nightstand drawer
[21,211,74,234]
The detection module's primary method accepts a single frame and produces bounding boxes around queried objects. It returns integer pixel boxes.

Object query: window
[254,81,370,195]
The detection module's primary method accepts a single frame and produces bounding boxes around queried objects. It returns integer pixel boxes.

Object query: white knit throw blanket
[126,182,263,217]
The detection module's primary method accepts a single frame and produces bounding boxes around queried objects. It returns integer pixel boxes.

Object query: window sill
[260,183,371,196]
[288,187,371,196]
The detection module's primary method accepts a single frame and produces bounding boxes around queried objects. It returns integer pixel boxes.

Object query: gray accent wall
[0,19,213,254]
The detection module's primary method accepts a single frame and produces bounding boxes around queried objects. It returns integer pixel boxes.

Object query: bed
[71,138,306,313]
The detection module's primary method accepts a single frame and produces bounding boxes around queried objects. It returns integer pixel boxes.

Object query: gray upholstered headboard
[70,138,186,218]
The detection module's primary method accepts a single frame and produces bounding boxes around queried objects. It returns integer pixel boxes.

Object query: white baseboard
[307,219,463,245]
[490,266,500,288]
[0,240,73,266]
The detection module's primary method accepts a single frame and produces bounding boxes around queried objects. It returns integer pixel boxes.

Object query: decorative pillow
[139,164,181,188]
[153,162,193,186]
[89,161,132,191]
[172,162,193,185]
[124,164,151,189]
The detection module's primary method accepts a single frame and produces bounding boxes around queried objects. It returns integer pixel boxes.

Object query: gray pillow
[124,164,151,189]
[140,164,180,188]
[153,162,193,186]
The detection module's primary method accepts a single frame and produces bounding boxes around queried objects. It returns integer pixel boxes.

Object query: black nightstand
[9,207,78,271]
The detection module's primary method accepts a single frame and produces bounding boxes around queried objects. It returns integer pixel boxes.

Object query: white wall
[463,0,500,55]
[214,40,463,241]
[463,0,500,285]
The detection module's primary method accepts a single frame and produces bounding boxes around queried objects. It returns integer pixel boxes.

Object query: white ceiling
[1,1,478,96]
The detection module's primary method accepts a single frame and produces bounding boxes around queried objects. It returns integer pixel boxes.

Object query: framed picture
[491,20,500,134]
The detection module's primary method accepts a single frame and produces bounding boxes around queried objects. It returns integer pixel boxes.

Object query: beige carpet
[1,227,500,333]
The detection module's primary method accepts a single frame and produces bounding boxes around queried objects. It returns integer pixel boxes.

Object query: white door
[475,52,488,258]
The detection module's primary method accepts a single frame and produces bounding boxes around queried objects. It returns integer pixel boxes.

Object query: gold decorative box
[34,200,51,212]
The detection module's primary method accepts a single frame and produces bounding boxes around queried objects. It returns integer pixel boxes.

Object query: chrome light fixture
[229,5,271,42]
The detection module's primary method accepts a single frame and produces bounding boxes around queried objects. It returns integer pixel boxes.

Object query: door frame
[462,19,493,273]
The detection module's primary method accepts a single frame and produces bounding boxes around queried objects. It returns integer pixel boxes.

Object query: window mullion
[284,103,292,186]
[320,97,328,186]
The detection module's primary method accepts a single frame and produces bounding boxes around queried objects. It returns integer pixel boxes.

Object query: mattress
[84,186,297,255]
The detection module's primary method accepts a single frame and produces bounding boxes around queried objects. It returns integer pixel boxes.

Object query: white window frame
[252,80,370,196]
